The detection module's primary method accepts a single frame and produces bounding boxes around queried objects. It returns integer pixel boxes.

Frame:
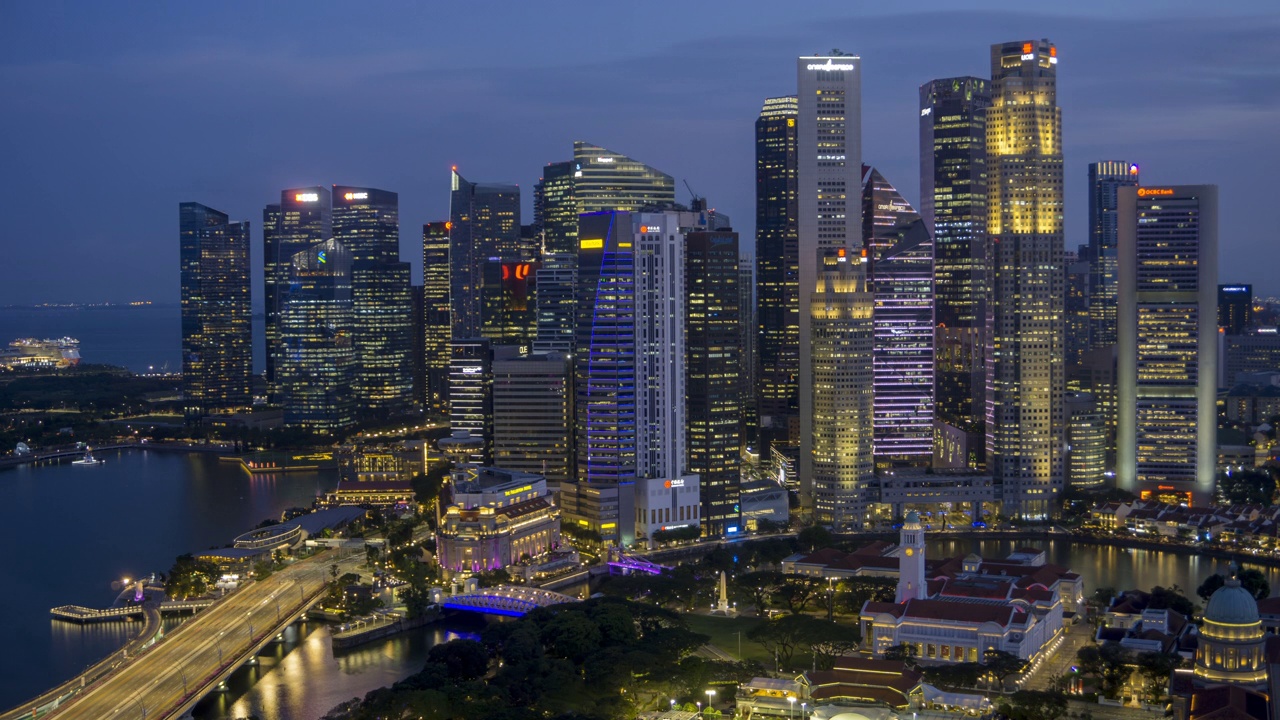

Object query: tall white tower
[797,53,873,527]
[896,510,927,602]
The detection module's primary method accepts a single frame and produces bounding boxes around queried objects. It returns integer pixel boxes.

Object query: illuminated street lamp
[789,695,796,720]
[706,689,716,712]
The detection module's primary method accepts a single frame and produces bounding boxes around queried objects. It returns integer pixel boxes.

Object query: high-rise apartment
[179,203,252,418]
[279,238,356,434]
[687,227,742,535]
[862,166,934,468]
[1088,162,1140,350]
[264,187,331,402]
[920,77,990,466]
[1117,184,1218,505]
[985,40,1065,519]
[449,170,520,339]
[422,222,452,417]
[797,54,874,527]
[755,95,800,453]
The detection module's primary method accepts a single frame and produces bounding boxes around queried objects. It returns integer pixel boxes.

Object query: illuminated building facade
[449,338,493,463]
[738,255,758,450]
[422,222,452,417]
[797,53,874,526]
[1117,185,1218,505]
[533,161,577,255]
[1223,329,1280,386]
[533,253,575,354]
[264,186,331,403]
[279,238,356,434]
[351,260,414,417]
[920,77,990,466]
[449,170,520,338]
[492,350,572,487]
[862,166,935,467]
[1087,161,1140,350]
[985,40,1065,519]
[572,141,675,216]
[755,95,800,453]
[1065,248,1092,369]
[686,228,742,535]
[481,259,539,348]
[1218,285,1253,335]
[332,186,399,263]
[436,467,561,577]
[1064,391,1106,489]
[179,202,252,418]
[810,248,875,526]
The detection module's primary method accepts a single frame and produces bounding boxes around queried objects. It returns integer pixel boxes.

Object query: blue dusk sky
[1,1,1277,305]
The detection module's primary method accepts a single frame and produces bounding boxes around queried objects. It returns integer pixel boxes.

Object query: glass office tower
[422,221,452,417]
[1088,162,1140,350]
[179,202,251,418]
[755,95,800,453]
[861,166,934,467]
[280,238,356,434]
[1117,185,1218,506]
[449,170,520,339]
[985,40,1066,519]
[920,77,990,467]
[264,187,331,403]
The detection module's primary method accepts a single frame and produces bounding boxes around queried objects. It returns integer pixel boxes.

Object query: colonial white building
[858,512,1070,663]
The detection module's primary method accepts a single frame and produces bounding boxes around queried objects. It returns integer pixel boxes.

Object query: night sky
[2,1,1277,306]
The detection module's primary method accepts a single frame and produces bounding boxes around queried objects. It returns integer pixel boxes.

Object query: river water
[1,449,1268,718]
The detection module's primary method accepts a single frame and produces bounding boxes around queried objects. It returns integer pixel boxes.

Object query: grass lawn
[685,614,769,663]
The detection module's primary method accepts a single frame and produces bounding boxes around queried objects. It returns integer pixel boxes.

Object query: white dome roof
[1204,579,1260,625]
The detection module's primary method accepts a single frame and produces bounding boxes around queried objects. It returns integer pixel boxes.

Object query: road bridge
[4,549,361,720]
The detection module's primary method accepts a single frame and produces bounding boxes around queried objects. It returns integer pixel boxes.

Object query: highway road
[44,548,362,720]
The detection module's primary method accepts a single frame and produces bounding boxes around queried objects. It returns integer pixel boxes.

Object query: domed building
[1194,576,1268,688]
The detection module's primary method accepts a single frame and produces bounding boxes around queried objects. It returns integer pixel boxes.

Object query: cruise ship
[1,337,81,369]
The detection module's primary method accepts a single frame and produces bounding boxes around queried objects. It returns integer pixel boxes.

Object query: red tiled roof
[852,540,894,557]
[863,601,904,618]
[900,598,1017,626]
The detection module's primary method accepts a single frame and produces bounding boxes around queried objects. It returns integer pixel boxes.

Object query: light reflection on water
[926,538,1280,595]
[193,621,484,720]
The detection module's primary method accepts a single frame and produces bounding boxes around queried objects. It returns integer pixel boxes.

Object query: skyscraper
[480,259,539,347]
[862,166,934,468]
[797,54,874,527]
[449,170,520,339]
[1117,184,1218,505]
[738,254,758,450]
[533,161,576,255]
[1219,285,1253,335]
[572,142,676,215]
[264,187,331,403]
[632,212,687,483]
[492,350,572,487]
[422,222,452,417]
[920,77,990,467]
[986,40,1065,520]
[179,203,251,418]
[449,338,494,462]
[755,95,800,453]
[533,253,576,354]
[335,186,413,418]
[279,238,355,434]
[1087,161,1140,350]
[1065,247,1092,369]
[687,227,742,535]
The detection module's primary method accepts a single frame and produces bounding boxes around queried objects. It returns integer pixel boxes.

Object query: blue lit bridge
[441,585,580,617]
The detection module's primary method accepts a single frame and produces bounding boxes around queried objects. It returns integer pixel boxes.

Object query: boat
[72,449,105,466]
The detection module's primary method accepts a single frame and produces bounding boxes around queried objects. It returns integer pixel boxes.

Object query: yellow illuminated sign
[580,238,603,249]
[601,522,617,529]
[618,242,632,248]
[503,484,534,497]
[1138,188,1175,197]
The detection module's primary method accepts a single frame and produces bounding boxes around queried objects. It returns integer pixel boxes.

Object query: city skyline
[3,3,1279,305]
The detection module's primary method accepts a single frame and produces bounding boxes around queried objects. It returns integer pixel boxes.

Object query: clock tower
[896,510,927,602]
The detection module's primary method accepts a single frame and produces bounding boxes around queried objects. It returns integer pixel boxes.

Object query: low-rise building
[435,467,560,577]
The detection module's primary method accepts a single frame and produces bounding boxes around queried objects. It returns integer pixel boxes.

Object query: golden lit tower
[985,39,1065,520]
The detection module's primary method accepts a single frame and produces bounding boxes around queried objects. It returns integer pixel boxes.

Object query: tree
[983,649,1025,687]
[1217,468,1277,506]
[1197,569,1270,601]
[1148,585,1196,616]
[1078,643,1130,699]
[1134,651,1180,703]
[998,690,1068,720]
[427,638,490,680]
[734,570,787,615]
[748,613,829,670]
[884,642,919,667]
[775,575,824,615]
[810,622,862,670]
[797,526,834,551]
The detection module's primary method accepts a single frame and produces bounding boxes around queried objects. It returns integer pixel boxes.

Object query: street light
[706,689,716,713]
[789,695,796,720]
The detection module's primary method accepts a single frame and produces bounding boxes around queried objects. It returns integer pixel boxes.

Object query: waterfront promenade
[6,548,360,720]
